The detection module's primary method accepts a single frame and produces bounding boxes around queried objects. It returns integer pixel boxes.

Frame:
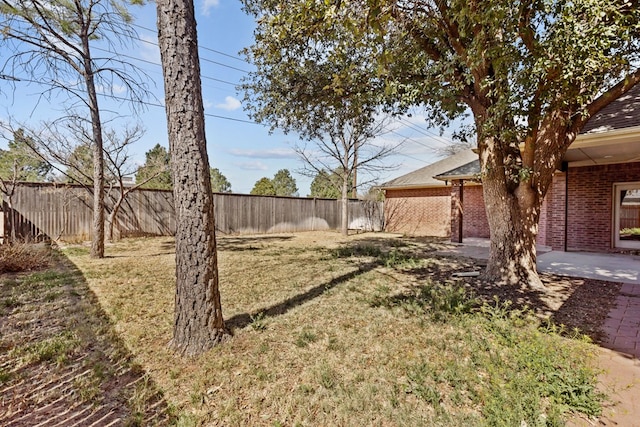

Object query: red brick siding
[543,172,568,251]
[462,185,490,238]
[384,188,451,236]
[385,185,489,238]
[537,195,549,247]
[386,162,640,250]
[566,162,640,252]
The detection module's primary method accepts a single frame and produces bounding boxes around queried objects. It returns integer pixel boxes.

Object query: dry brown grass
[63,232,603,426]
[0,242,52,274]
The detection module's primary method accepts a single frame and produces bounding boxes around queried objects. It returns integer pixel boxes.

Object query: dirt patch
[0,250,172,426]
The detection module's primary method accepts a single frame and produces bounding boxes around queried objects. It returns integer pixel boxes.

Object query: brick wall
[385,184,489,239]
[384,187,451,236]
[566,162,640,251]
[386,162,640,250]
[537,195,549,247]
[540,172,568,250]
[462,185,490,238]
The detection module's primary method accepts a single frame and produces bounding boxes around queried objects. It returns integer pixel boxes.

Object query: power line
[91,45,240,87]
[2,75,260,126]
[393,116,453,145]
[130,23,249,66]
[396,152,432,164]
[200,56,250,74]
[388,129,440,152]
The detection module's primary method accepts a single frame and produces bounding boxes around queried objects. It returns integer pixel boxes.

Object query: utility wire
[131,23,249,66]
[388,129,441,152]
[90,46,241,87]
[0,74,259,125]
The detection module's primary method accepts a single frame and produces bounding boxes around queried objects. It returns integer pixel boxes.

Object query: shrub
[0,243,52,273]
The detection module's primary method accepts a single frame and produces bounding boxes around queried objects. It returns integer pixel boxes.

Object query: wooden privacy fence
[1,182,384,243]
[620,204,640,230]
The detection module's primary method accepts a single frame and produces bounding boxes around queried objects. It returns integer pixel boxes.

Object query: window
[614,182,640,249]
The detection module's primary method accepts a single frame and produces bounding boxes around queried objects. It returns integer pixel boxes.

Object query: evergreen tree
[135,144,171,189]
[251,177,276,195]
[210,167,231,193]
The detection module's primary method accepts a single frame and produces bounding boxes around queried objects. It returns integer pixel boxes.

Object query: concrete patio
[439,237,640,285]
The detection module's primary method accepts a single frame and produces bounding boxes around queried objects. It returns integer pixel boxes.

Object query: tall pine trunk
[156,0,229,355]
[82,37,105,259]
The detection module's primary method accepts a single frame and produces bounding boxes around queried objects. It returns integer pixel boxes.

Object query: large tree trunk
[479,139,545,289]
[340,174,349,236]
[84,62,105,259]
[80,21,105,259]
[156,0,229,355]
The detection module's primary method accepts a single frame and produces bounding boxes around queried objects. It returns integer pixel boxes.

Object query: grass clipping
[65,232,603,426]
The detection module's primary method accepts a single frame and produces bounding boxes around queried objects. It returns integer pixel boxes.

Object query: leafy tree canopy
[135,143,171,190]
[241,0,640,286]
[251,169,298,196]
[210,167,232,193]
[0,129,50,183]
[272,168,298,196]
[309,168,354,199]
[250,176,276,195]
[65,143,93,185]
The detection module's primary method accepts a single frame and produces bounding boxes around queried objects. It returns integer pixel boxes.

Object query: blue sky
[0,0,457,195]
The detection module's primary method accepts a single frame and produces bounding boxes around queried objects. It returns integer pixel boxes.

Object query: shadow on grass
[224,237,459,331]
[0,250,174,426]
[217,234,295,252]
[393,250,622,342]
[226,261,379,331]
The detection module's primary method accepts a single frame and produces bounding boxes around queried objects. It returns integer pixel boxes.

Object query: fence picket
[1,183,384,242]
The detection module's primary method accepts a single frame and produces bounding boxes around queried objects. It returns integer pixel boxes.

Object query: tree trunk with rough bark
[478,134,550,289]
[481,169,543,289]
[156,0,229,355]
[340,171,349,236]
[83,42,105,259]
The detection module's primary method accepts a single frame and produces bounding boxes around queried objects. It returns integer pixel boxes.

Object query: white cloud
[112,84,126,95]
[203,99,213,109]
[216,96,241,111]
[201,0,220,16]
[228,148,298,159]
[236,161,268,171]
[139,34,161,63]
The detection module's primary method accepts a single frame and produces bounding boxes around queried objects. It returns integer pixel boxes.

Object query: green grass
[621,227,640,236]
[13,331,80,365]
[63,232,604,426]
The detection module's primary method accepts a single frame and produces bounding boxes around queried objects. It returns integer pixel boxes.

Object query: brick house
[382,85,640,252]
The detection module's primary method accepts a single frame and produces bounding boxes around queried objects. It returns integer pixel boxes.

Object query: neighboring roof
[384,84,640,188]
[582,84,640,134]
[380,149,478,189]
[434,159,480,181]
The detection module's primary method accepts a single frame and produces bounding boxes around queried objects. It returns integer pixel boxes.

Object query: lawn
[2,232,605,426]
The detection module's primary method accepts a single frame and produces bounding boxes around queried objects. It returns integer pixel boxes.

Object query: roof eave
[381,183,448,191]
[573,125,640,147]
[434,174,479,182]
